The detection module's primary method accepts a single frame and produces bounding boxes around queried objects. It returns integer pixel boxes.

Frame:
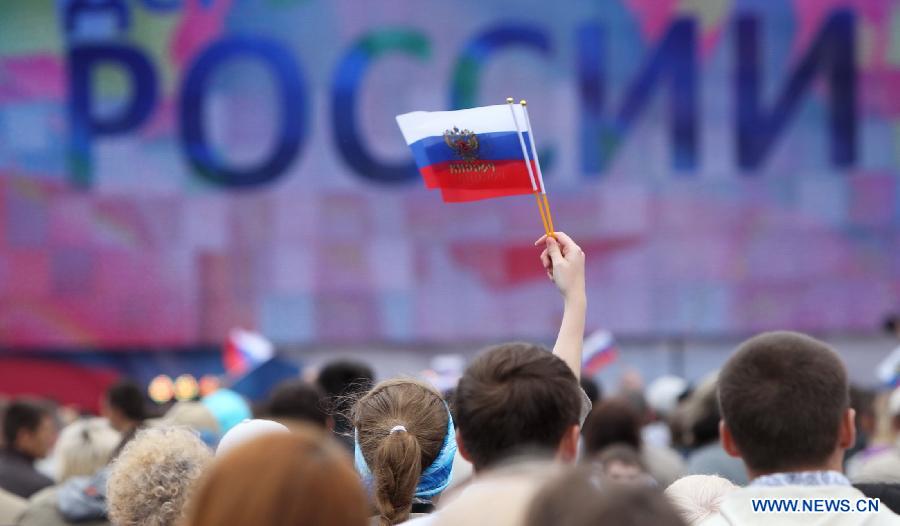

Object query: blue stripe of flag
[409,131,533,168]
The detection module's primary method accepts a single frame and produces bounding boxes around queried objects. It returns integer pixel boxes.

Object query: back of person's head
[885,387,900,432]
[353,379,453,526]
[718,331,851,474]
[105,380,147,423]
[186,428,368,526]
[526,467,686,526]
[2,399,54,458]
[594,444,652,486]
[201,389,251,434]
[851,386,876,422]
[580,377,602,404]
[582,398,642,456]
[263,380,329,428]
[884,314,900,337]
[454,342,581,470]
[850,385,877,447]
[664,475,737,525]
[317,360,375,432]
[54,417,120,481]
[317,360,375,399]
[679,373,720,447]
[215,419,289,457]
[159,401,220,445]
[107,426,212,526]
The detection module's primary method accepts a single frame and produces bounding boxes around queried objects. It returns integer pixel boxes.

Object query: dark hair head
[3,399,51,447]
[683,376,721,447]
[106,380,147,422]
[850,386,875,419]
[353,379,448,526]
[582,398,642,455]
[454,342,581,470]
[263,380,328,428]
[883,314,900,336]
[526,467,686,526]
[317,360,375,399]
[317,360,375,433]
[580,377,602,404]
[718,331,849,473]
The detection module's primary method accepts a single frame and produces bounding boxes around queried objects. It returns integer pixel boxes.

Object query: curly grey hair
[107,426,212,526]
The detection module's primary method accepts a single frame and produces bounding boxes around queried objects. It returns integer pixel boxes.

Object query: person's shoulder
[25,469,54,496]
[697,512,731,526]
[27,486,57,505]
[642,445,686,486]
[0,486,27,525]
[713,485,900,525]
[402,513,437,526]
[853,450,900,484]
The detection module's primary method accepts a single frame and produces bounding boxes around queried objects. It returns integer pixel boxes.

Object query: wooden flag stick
[534,192,551,235]
[520,100,555,236]
[507,97,551,236]
[542,193,555,233]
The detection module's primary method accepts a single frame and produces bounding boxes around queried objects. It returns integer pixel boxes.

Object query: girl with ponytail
[353,379,456,526]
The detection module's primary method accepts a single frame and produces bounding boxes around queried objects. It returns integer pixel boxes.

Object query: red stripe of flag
[419,159,538,203]
[419,159,537,190]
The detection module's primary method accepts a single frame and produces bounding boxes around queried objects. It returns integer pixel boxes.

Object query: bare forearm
[553,292,587,379]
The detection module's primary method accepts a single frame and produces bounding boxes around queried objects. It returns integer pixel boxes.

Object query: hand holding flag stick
[538,230,587,378]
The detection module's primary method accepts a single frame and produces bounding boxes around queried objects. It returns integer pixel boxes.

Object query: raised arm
[535,232,586,378]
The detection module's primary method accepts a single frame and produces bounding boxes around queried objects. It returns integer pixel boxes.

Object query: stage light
[148,375,174,404]
[199,375,220,396]
[174,374,200,401]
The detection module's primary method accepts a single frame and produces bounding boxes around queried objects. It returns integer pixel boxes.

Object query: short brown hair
[581,398,642,456]
[526,467,686,526]
[454,342,581,470]
[718,331,849,473]
[185,428,367,526]
[353,379,449,526]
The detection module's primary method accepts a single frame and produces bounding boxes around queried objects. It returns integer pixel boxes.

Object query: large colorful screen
[0,0,897,347]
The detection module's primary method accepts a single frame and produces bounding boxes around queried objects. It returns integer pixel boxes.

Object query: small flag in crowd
[396,100,555,236]
[876,345,900,387]
[223,328,274,377]
[582,329,619,376]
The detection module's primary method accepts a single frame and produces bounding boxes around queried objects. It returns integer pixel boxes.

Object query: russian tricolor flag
[396,104,540,202]
[223,328,275,378]
[582,330,619,376]
[876,346,900,387]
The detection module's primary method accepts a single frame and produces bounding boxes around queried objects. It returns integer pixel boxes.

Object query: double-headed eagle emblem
[443,126,479,161]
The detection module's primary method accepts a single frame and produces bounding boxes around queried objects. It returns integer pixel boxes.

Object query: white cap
[215,419,289,457]
[888,388,900,417]
[646,375,689,417]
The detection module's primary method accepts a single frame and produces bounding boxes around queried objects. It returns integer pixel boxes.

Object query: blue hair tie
[354,407,456,498]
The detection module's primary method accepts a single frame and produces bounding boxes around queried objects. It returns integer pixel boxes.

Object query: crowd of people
[1,232,900,525]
